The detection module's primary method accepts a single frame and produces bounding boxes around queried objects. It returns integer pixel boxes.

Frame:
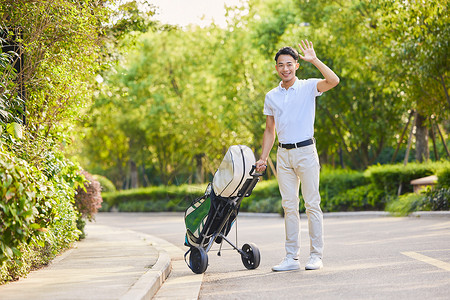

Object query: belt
[279,138,314,149]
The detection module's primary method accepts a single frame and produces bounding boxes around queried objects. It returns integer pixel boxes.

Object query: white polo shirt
[263,77,322,144]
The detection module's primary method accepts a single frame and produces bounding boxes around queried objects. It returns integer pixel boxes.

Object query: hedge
[101,184,208,212]
[437,167,450,188]
[101,168,369,213]
[364,161,450,197]
[0,147,85,284]
[101,161,450,214]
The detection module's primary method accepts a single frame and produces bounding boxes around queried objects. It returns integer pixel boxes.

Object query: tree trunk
[435,121,450,158]
[415,112,429,162]
[430,122,439,161]
[404,111,416,166]
[439,74,450,109]
[392,110,414,163]
[195,154,205,183]
[339,147,345,169]
[130,160,138,189]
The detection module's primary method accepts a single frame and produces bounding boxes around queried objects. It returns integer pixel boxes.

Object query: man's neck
[281,77,296,90]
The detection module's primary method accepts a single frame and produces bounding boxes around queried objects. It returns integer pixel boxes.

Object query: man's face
[275,54,299,82]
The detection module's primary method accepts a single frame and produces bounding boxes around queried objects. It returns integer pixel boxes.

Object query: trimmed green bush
[241,179,280,212]
[99,162,450,215]
[437,168,450,188]
[327,184,385,212]
[101,184,208,212]
[365,161,450,197]
[93,174,116,193]
[319,168,368,212]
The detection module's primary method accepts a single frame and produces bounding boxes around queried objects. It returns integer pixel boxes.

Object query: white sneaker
[305,256,323,270]
[272,257,300,272]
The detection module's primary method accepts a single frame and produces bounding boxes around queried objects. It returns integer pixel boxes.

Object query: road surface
[95,212,450,299]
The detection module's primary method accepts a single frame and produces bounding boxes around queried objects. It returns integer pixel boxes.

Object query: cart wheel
[189,247,208,274]
[241,243,260,270]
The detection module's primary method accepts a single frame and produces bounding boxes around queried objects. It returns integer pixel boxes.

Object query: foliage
[77,0,449,186]
[327,184,385,212]
[79,22,273,187]
[1,0,108,136]
[437,168,450,188]
[93,174,117,193]
[0,0,159,285]
[240,179,281,213]
[365,161,450,196]
[386,187,449,217]
[423,188,450,211]
[378,0,449,117]
[319,167,368,208]
[0,145,85,282]
[101,184,208,212]
[103,162,450,214]
[75,171,103,221]
[0,42,23,127]
[0,148,46,264]
[386,193,427,216]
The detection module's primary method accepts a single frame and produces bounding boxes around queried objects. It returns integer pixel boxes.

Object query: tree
[377,0,449,162]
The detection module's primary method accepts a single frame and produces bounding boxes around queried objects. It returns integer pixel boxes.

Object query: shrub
[0,149,45,264]
[365,163,433,196]
[386,193,426,216]
[0,147,84,284]
[241,179,280,212]
[326,184,385,212]
[74,171,103,239]
[365,161,450,198]
[93,174,116,193]
[319,168,368,212]
[437,168,450,188]
[75,171,103,221]
[101,184,207,212]
[423,188,450,211]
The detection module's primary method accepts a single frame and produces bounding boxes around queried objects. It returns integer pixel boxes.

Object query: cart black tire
[241,243,260,269]
[189,247,208,274]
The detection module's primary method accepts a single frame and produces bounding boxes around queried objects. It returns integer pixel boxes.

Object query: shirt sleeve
[263,94,273,116]
[309,78,323,97]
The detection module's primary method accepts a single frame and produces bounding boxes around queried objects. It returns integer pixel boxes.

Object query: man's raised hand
[298,40,317,63]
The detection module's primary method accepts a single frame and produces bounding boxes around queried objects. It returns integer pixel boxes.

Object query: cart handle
[250,165,266,177]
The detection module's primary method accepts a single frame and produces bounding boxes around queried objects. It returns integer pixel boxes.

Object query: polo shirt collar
[278,77,300,91]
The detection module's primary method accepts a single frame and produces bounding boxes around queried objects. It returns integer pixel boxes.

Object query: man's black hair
[274,47,299,62]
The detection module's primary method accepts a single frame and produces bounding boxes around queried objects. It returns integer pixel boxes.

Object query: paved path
[198,214,450,299]
[0,223,170,300]
[0,212,449,300]
[92,212,450,299]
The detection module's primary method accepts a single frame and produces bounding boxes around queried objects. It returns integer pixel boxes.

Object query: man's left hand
[298,40,318,63]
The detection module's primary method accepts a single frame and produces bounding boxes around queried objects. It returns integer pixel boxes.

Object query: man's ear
[295,62,300,70]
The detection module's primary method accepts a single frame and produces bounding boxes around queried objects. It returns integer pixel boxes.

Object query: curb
[120,242,172,300]
[240,211,450,218]
[239,211,392,218]
[322,211,391,218]
[410,211,450,218]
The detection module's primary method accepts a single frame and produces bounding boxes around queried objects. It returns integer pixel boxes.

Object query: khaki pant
[277,144,323,259]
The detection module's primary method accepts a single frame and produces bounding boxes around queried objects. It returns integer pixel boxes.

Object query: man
[255,40,339,271]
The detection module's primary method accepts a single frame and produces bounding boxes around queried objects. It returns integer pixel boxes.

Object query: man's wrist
[310,57,320,64]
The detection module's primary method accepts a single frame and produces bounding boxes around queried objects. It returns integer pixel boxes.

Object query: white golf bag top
[212,145,255,197]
